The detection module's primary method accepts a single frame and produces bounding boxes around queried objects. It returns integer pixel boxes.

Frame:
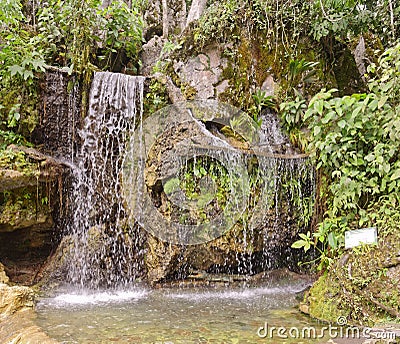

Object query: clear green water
[36,277,329,344]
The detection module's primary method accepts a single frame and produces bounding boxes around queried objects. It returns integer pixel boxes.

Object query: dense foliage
[289,43,400,269]
[197,0,398,49]
[0,0,143,147]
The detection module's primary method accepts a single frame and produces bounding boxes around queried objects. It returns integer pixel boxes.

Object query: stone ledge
[0,145,66,193]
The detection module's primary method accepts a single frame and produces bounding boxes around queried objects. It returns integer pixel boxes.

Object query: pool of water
[36,275,329,343]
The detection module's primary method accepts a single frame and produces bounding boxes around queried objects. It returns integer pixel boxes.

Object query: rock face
[35,68,81,160]
[0,145,65,192]
[0,283,34,319]
[0,268,57,344]
[302,230,400,325]
[141,118,313,283]
[0,145,66,284]
[140,36,165,76]
[0,311,58,344]
[173,47,229,99]
[0,263,9,284]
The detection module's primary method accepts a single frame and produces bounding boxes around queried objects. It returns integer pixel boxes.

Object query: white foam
[41,289,148,307]
[166,285,304,301]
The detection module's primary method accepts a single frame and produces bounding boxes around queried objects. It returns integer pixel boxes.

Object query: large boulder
[141,116,312,283]
[301,230,400,326]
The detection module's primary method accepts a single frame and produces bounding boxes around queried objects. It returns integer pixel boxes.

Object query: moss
[0,148,38,176]
[144,78,169,117]
[181,83,197,100]
[306,272,345,322]
[218,34,255,109]
[306,229,400,326]
[333,46,365,96]
[216,27,337,114]
[0,191,35,227]
[0,187,51,230]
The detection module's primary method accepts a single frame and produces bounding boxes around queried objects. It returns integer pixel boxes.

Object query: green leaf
[368,99,378,111]
[163,178,180,194]
[390,169,400,181]
[328,232,337,249]
[304,108,314,120]
[351,105,362,119]
[383,163,390,174]
[378,96,388,109]
[23,70,34,80]
[299,232,310,240]
[8,65,24,77]
[321,111,336,124]
[315,99,324,115]
[291,240,306,249]
[338,120,346,128]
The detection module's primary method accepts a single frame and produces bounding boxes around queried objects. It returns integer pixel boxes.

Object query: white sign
[345,227,377,249]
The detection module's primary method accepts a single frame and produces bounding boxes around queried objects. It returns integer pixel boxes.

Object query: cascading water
[66,72,145,288]
[63,74,314,288]
[35,77,319,344]
[120,99,315,280]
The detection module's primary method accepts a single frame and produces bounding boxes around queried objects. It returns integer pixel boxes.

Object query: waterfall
[63,78,314,287]
[66,72,145,288]
[121,100,315,279]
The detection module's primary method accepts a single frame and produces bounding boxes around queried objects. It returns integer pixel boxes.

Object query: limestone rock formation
[0,145,66,284]
[0,283,34,319]
[142,117,312,283]
[0,271,57,344]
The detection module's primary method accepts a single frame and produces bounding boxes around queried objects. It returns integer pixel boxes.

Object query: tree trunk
[186,0,207,27]
[162,0,169,37]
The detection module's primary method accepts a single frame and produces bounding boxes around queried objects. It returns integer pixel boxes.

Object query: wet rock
[0,195,52,233]
[143,117,313,283]
[35,235,75,286]
[146,235,182,283]
[0,308,58,344]
[35,68,81,160]
[0,145,65,284]
[0,145,65,193]
[0,283,34,319]
[299,302,310,315]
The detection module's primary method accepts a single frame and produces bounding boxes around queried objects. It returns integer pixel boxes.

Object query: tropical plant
[291,43,400,269]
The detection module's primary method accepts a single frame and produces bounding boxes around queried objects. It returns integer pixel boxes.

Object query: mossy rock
[305,272,345,323]
[304,231,400,326]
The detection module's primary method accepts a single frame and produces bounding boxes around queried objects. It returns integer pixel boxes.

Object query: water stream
[36,274,327,343]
